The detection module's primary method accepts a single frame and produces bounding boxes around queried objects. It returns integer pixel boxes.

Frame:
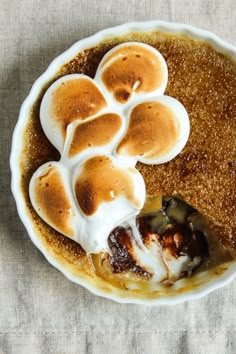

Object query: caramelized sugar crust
[20,31,236,276]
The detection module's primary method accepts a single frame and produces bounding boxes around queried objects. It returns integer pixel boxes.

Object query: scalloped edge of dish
[10,21,236,305]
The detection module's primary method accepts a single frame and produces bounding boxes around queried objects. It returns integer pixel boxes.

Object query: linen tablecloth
[0,1,235,353]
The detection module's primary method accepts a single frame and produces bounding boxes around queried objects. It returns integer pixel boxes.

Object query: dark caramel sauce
[69,113,122,157]
[20,31,236,294]
[108,226,150,277]
[75,156,139,215]
[34,165,74,237]
[101,44,165,103]
[117,101,180,158]
[51,77,107,139]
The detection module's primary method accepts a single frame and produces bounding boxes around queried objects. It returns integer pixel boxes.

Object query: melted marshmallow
[73,155,146,253]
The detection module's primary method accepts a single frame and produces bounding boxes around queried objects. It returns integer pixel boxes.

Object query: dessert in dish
[30,43,190,260]
[11,22,236,303]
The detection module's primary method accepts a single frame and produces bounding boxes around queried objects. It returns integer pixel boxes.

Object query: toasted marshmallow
[72,155,146,253]
[129,227,169,283]
[161,247,191,282]
[140,232,191,283]
[40,74,107,153]
[61,113,125,166]
[116,96,190,164]
[95,42,168,105]
[29,162,84,239]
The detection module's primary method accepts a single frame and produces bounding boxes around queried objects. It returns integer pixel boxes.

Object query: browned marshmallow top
[74,156,140,216]
[51,77,107,139]
[117,101,180,159]
[68,113,122,157]
[100,44,165,103]
[33,165,74,237]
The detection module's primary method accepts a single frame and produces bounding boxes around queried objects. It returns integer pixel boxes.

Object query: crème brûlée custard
[19,30,236,299]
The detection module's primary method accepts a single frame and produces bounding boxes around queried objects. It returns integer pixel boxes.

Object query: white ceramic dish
[10,21,236,304]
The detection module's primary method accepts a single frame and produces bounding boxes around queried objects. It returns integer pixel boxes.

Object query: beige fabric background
[0,0,235,353]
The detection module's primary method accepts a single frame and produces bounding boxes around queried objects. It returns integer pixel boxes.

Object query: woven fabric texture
[0,0,235,353]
